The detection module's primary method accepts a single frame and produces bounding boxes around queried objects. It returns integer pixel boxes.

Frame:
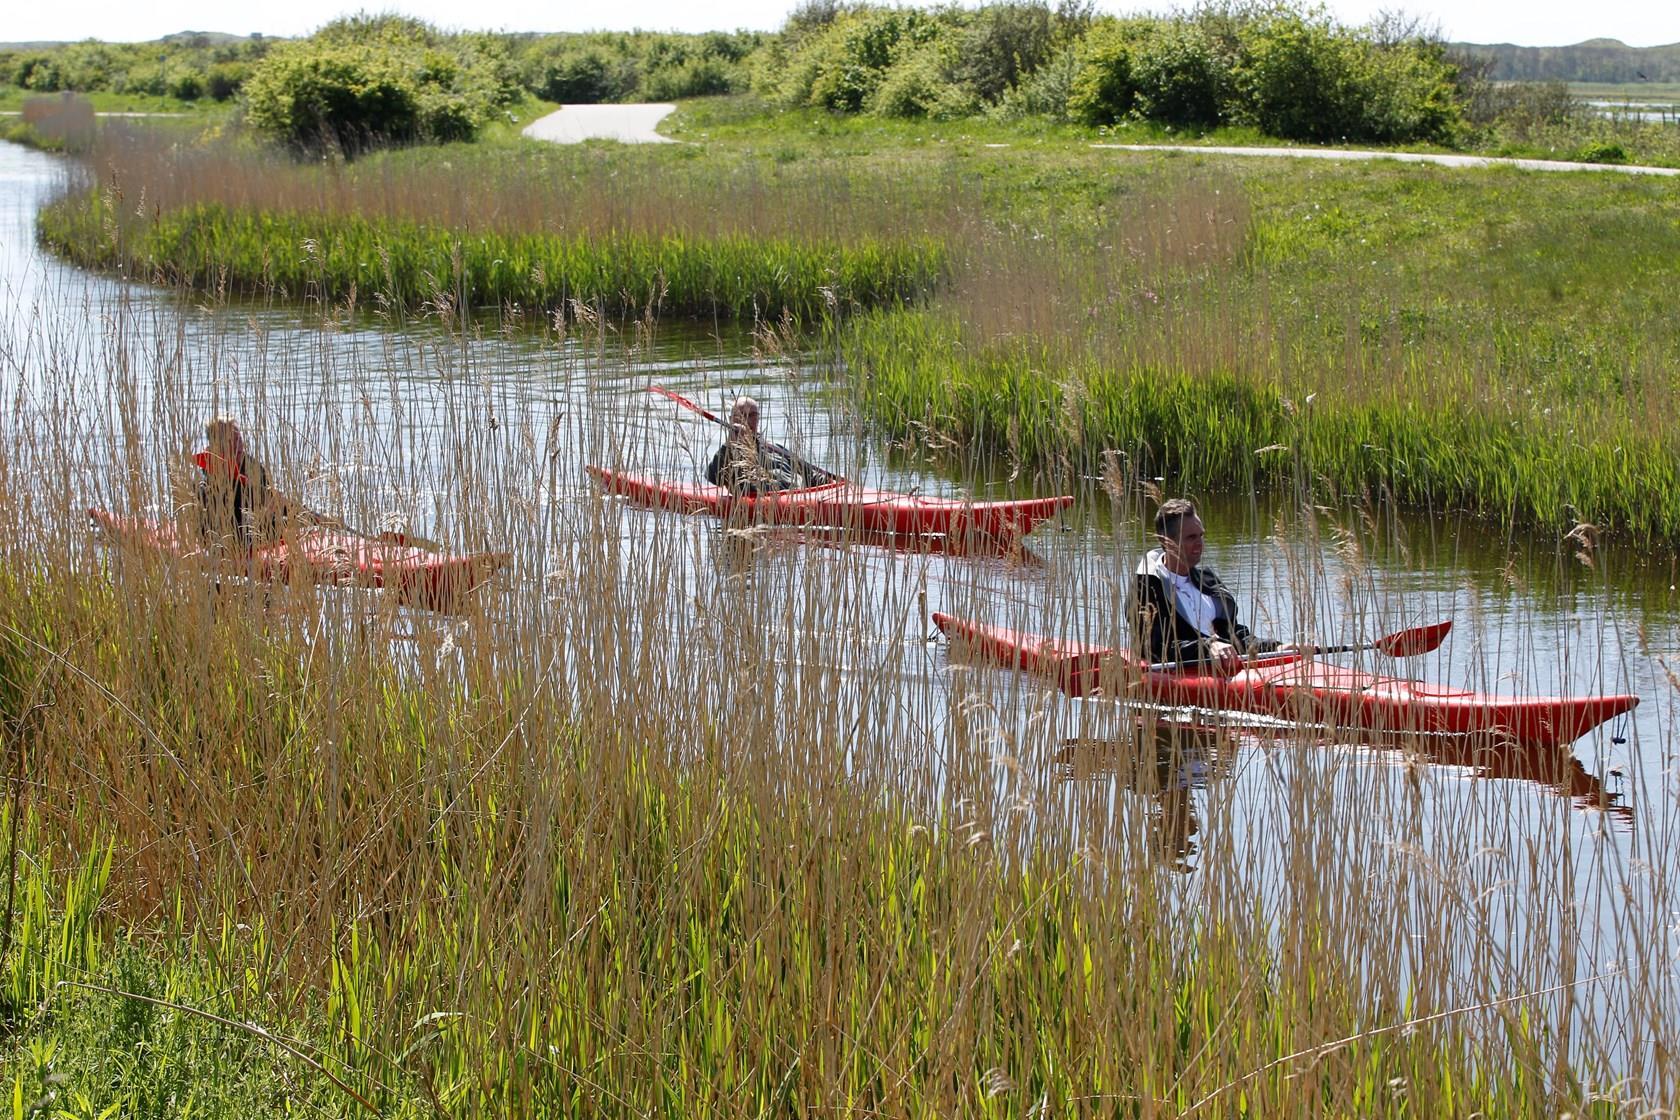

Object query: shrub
[644,57,737,100]
[1130,21,1227,129]
[14,55,62,92]
[1067,19,1144,125]
[205,62,250,101]
[242,18,507,153]
[871,40,975,119]
[1574,140,1628,163]
[168,71,204,101]
[529,48,620,103]
[786,7,945,112]
[991,43,1080,120]
[1233,12,1462,144]
[950,2,1057,104]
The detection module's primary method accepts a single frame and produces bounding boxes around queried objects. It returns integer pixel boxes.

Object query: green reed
[0,285,1656,1115]
[37,191,945,322]
[0,571,1600,1116]
[845,307,1680,539]
[835,156,1680,543]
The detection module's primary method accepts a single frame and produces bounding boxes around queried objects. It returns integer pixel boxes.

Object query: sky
[2,0,1674,49]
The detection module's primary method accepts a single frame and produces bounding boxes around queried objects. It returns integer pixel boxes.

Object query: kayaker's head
[1155,498,1204,575]
[729,396,762,436]
[205,416,245,461]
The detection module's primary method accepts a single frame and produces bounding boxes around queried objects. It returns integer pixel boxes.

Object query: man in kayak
[705,396,837,495]
[193,417,299,551]
[1128,498,1289,673]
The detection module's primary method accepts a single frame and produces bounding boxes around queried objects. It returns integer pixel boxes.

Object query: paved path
[522,104,676,145]
[1091,143,1680,177]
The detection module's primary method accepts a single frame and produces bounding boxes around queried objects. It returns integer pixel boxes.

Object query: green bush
[242,16,508,153]
[871,40,975,118]
[1067,19,1144,125]
[14,55,62,92]
[991,43,1080,120]
[528,47,627,103]
[1233,12,1462,144]
[168,70,204,101]
[1130,21,1227,129]
[205,61,249,101]
[785,7,945,112]
[949,2,1056,104]
[644,57,736,100]
[1574,140,1628,163]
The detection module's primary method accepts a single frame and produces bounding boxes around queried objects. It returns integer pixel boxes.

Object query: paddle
[646,385,844,485]
[1146,619,1452,673]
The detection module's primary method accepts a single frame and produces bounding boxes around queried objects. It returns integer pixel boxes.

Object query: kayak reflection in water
[705,396,838,496]
[1128,497,1297,674]
[191,417,299,553]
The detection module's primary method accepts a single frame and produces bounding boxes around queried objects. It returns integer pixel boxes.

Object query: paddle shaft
[1147,621,1450,673]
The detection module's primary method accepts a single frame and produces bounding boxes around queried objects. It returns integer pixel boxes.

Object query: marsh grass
[0,256,1673,1115]
[842,158,1680,542]
[35,126,950,322]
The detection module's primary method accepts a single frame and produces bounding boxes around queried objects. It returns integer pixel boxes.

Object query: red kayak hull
[932,612,1638,748]
[90,509,509,614]
[587,466,1071,545]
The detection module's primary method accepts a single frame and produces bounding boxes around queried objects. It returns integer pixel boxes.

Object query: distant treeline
[8,5,1652,155]
[0,31,272,102]
[1450,39,1680,84]
[0,20,764,114]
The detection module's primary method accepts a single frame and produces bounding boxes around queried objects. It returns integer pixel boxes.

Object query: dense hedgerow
[756,3,1465,143]
[0,32,271,102]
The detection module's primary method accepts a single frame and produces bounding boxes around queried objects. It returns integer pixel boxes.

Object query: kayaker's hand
[1210,640,1242,675]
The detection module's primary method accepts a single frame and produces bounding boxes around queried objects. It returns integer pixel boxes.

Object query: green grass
[1568,82,1680,103]
[28,103,1680,540]
[37,192,946,322]
[0,558,1621,1117]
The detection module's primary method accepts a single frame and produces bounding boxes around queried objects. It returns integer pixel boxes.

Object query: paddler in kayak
[192,417,299,552]
[705,396,838,496]
[1128,498,1293,674]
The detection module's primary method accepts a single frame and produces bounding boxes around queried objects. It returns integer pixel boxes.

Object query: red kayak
[90,509,509,614]
[587,466,1071,547]
[932,612,1638,748]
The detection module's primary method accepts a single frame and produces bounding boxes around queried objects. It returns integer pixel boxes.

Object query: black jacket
[1127,551,1278,666]
[197,452,288,549]
[705,434,835,495]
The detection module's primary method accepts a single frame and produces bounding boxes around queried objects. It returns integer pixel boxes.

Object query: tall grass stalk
[0,267,1671,1114]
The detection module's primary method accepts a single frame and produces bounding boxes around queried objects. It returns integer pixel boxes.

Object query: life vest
[194,450,247,482]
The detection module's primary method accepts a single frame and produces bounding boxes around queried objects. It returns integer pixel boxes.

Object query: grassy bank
[0,494,1628,1118]
[28,106,1680,540]
[1,277,1668,1112]
[33,129,946,322]
[834,150,1680,542]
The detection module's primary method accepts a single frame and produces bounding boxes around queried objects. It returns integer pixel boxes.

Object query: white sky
[2,0,1673,49]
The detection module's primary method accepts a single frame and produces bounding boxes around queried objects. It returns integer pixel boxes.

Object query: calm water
[3,137,1675,1085]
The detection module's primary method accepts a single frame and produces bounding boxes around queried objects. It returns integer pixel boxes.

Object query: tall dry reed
[0,259,1671,1114]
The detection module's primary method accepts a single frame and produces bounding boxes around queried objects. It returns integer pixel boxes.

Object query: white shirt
[1140,549,1218,636]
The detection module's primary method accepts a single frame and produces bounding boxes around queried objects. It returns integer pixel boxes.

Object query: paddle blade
[1374,620,1452,657]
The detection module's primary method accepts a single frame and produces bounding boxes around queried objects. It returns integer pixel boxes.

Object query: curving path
[1091,142,1680,177]
[522,103,676,145]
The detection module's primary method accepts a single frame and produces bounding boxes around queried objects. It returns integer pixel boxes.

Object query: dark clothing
[1127,551,1279,667]
[196,451,290,550]
[705,433,835,496]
